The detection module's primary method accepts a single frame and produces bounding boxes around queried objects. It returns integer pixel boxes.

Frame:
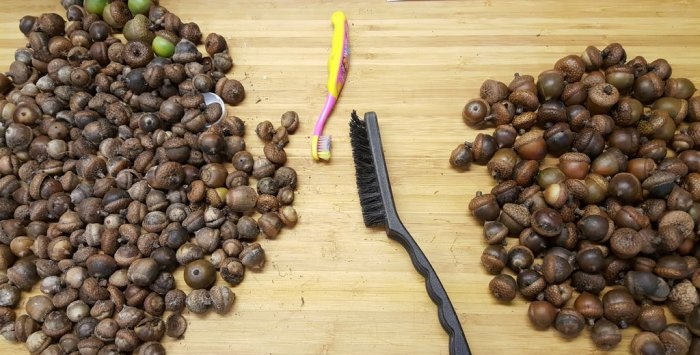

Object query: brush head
[349,111,386,227]
[316,135,332,161]
[311,135,332,161]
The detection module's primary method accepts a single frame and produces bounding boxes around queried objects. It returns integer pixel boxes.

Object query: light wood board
[0,1,699,354]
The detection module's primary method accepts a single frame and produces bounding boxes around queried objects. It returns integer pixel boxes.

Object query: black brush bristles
[349,111,386,227]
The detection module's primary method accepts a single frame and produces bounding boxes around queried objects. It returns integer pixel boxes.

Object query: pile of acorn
[451,43,700,354]
[0,1,299,354]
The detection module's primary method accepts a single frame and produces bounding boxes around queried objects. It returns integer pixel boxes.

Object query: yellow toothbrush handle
[327,11,348,98]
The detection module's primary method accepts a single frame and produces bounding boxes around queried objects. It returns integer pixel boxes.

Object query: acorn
[591,318,622,350]
[480,80,510,104]
[172,39,202,64]
[102,1,132,29]
[587,83,619,114]
[123,41,154,69]
[145,162,185,191]
[205,33,228,56]
[37,13,65,37]
[554,55,586,83]
[581,45,603,71]
[123,14,155,44]
[179,22,203,44]
[634,72,665,104]
[216,78,245,105]
[602,288,640,328]
[630,332,665,355]
[601,43,627,68]
[528,300,558,329]
[537,70,565,101]
[665,77,697,99]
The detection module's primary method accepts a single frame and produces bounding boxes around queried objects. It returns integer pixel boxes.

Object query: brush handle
[386,221,471,355]
[327,11,349,98]
[313,94,337,136]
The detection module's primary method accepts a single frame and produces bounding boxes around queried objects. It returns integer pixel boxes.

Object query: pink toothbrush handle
[313,94,337,136]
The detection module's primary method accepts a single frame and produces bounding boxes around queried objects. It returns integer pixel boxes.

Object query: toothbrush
[311,11,350,161]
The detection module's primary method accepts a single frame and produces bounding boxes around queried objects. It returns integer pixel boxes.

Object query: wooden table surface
[1,1,699,354]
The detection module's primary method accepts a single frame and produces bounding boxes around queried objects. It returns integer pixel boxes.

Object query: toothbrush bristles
[317,135,332,152]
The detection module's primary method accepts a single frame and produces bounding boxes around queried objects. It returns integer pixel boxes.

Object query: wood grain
[0,1,699,354]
